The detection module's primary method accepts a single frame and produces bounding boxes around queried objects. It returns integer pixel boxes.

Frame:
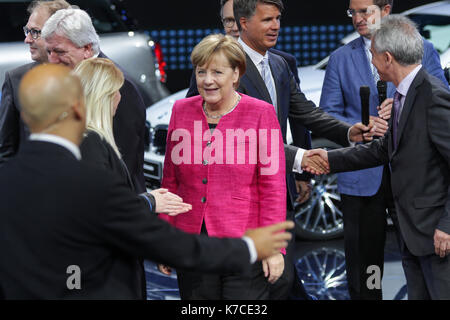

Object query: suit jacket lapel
[394,68,425,154]
[351,37,376,89]
[243,53,272,103]
[268,51,285,124]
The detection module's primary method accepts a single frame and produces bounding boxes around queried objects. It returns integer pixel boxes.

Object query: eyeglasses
[222,17,236,28]
[23,26,42,40]
[346,8,371,18]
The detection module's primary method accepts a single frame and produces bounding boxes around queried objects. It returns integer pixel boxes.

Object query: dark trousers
[177,222,270,300]
[341,167,398,300]
[177,262,270,300]
[269,209,310,300]
[399,236,450,300]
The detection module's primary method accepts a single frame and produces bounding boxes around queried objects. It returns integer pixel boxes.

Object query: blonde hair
[191,34,246,88]
[73,58,124,158]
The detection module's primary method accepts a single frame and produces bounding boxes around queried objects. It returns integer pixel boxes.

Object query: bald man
[0,63,293,299]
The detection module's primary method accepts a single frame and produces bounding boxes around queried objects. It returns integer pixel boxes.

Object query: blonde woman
[74,58,191,215]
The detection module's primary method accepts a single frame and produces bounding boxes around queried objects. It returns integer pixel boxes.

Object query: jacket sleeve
[428,87,450,234]
[0,72,20,165]
[257,106,287,254]
[319,53,361,125]
[159,102,180,224]
[422,39,449,88]
[288,75,352,147]
[97,174,251,274]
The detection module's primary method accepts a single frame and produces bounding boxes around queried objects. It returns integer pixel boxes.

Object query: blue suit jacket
[320,36,447,196]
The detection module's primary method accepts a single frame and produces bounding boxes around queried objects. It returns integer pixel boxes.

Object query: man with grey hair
[0,0,71,165]
[309,15,450,300]
[42,8,147,193]
[319,0,448,300]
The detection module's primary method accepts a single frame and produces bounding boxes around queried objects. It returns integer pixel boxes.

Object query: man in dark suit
[319,0,448,300]
[0,0,70,165]
[307,15,450,299]
[41,8,147,193]
[0,63,293,299]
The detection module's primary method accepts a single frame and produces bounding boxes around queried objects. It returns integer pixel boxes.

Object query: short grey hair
[234,0,284,31]
[372,15,423,66]
[42,8,100,55]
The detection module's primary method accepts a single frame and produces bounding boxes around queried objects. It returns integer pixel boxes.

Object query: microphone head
[377,80,387,94]
[360,86,370,99]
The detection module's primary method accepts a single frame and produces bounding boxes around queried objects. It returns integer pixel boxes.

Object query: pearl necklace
[203,94,241,119]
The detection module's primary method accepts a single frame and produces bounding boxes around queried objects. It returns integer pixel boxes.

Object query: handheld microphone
[360,86,370,126]
[377,80,387,105]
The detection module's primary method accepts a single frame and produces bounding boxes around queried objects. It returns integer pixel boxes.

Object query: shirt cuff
[242,236,257,264]
[347,128,356,147]
[292,148,306,174]
[139,193,153,212]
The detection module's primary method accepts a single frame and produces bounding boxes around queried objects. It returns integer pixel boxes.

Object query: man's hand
[434,229,450,258]
[262,253,284,284]
[295,180,312,204]
[302,149,329,175]
[244,221,294,260]
[149,188,192,216]
[370,116,389,137]
[377,98,393,120]
[349,120,376,143]
[302,149,329,174]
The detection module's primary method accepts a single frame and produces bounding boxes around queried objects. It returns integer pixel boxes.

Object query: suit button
[203,160,208,165]
[206,141,212,147]
[202,178,208,184]
[201,197,207,203]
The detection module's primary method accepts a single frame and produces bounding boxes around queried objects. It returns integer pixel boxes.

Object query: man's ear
[83,43,93,59]
[382,4,391,17]
[240,16,248,32]
[72,99,85,121]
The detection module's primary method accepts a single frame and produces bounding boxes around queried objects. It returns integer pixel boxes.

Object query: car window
[0,0,129,42]
[409,14,450,54]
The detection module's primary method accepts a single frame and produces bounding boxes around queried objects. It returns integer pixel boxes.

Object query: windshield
[0,0,130,42]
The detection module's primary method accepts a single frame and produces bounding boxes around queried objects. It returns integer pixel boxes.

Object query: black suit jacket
[0,141,251,299]
[328,68,450,256]
[98,52,146,193]
[0,62,39,165]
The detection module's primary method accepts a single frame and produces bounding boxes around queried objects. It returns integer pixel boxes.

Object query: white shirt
[29,133,81,160]
[238,38,278,110]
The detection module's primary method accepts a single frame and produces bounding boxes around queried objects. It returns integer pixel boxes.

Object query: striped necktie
[260,56,277,112]
[392,91,403,150]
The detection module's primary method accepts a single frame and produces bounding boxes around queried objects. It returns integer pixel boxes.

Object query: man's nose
[24,33,33,44]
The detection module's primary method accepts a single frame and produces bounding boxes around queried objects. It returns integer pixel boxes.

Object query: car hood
[146,88,188,127]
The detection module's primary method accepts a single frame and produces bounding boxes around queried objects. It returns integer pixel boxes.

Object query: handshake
[301,118,384,175]
[301,149,330,175]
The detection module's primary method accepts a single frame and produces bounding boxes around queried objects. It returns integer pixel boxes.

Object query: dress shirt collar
[29,133,82,160]
[238,37,269,67]
[396,64,423,97]
[362,36,371,51]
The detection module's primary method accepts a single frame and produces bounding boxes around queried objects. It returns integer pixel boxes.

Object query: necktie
[260,57,277,112]
[392,91,402,150]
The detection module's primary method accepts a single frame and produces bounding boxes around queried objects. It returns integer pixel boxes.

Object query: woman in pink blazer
[159,34,286,300]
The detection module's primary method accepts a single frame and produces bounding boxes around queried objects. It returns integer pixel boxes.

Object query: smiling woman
[158,33,287,300]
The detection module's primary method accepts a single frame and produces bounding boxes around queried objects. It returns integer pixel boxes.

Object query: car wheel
[295,243,348,300]
[294,138,344,240]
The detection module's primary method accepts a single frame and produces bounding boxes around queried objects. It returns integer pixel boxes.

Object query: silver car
[144,1,450,240]
[0,0,169,106]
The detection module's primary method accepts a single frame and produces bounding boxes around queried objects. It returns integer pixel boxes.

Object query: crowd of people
[0,0,448,300]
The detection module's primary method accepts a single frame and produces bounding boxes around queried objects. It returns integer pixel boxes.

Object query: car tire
[294,138,344,241]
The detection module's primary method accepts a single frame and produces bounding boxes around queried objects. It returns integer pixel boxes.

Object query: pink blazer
[160,93,286,243]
